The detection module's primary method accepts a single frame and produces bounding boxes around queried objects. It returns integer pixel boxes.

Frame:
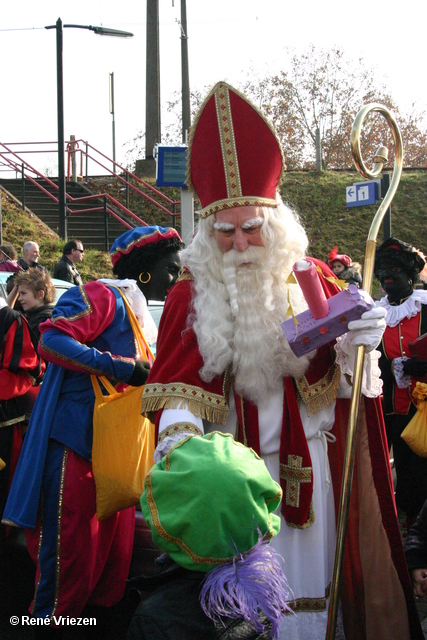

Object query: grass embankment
[0,191,112,281]
[1,170,426,284]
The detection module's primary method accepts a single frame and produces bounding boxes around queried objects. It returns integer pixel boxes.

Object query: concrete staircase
[0,177,134,250]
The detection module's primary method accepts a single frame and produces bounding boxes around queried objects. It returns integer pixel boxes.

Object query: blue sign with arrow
[346,181,377,208]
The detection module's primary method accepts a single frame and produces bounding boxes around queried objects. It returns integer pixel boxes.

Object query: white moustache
[222,245,266,268]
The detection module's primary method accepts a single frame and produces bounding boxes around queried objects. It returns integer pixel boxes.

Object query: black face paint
[378,266,413,303]
[137,251,182,302]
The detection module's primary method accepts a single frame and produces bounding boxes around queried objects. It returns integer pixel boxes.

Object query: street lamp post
[180,0,190,143]
[45,18,133,240]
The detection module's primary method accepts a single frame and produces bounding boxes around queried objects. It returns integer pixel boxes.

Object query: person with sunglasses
[53,239,84,286]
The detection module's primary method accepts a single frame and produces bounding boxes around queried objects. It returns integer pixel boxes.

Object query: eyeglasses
[76,249,84,253]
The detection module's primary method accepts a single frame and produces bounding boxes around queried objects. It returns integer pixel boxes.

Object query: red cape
[142,269,423,639]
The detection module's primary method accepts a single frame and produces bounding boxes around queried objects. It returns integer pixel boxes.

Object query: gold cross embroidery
[281,455,312,508]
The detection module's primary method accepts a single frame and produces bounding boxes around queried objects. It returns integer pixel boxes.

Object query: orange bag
[91,288,155,520]
[401,382,427,457]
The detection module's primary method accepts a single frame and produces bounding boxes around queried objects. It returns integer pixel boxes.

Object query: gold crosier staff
[325,104,403,640]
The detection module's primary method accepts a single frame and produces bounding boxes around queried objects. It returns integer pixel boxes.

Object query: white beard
[182,201,311,405]
[191,246,310,405]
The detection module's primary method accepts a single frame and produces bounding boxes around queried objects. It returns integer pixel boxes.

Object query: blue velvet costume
[3,282,141,618]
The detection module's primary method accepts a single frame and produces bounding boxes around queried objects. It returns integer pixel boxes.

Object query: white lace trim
[393,356,411,388]
[376,290,427,328]
[154,434,191,463]
[334,339,383,398]
[98,277,158,345]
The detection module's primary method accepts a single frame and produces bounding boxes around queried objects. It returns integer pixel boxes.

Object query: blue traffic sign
[346,181,377,208]
[155,145,188,188]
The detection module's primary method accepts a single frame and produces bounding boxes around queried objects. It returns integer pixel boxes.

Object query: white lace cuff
[154,408,204,461]
[393,357,411,389]
[334,337,383,398]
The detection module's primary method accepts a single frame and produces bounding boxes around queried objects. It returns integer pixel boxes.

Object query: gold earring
[139,272,151,284]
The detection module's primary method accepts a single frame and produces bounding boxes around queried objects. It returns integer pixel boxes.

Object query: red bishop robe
[141,271,423,640]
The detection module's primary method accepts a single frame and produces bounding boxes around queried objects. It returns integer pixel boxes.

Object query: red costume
[0,305,45,534]
[142,273,422,639]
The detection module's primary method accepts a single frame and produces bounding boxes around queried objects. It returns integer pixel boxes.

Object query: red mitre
[187,81,284,218]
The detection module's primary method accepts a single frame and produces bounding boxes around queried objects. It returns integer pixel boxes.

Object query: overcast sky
[0,0,425,174]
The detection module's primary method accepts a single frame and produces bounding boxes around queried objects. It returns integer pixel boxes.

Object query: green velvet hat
[141,432,282,573]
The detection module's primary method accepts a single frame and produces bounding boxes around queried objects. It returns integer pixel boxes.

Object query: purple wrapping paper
[281,285,374,357]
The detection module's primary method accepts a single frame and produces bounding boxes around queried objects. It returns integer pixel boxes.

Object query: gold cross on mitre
[281,455,312,508]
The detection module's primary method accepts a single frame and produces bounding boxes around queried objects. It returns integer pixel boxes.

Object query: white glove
[346,306,387,353]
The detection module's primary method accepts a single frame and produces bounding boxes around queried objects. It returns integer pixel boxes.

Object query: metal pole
[21,163,25,211]
[56,18,67,239]
[104,196,109,252]
[109,72,116,174]
[146,0,161,159]
[85,142,89,184]
[381,173,391,240]
[181,0,190,143]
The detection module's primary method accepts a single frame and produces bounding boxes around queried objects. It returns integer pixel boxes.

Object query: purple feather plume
[199,534,293,639]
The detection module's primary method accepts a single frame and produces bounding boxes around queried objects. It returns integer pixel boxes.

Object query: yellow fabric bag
[401,382,427,457]
[91,288,155,520]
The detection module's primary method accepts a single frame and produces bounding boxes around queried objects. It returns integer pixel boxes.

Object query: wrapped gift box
[281,284,374,357]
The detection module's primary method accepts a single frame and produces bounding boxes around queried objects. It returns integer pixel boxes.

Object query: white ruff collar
[376,290,427,327]
[98,278,158,345]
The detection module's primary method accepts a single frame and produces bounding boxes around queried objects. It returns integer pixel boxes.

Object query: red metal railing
[0,140,181,246]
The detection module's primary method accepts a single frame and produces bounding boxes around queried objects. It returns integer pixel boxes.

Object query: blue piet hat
[110,226,182,267]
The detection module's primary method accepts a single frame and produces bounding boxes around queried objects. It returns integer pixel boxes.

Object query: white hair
[181,197,312,403]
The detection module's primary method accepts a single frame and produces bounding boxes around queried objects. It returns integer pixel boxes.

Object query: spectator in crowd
[140,81,417,639]
[53,239,84,286]
[14,269,56,342]
[128,432,291,640]
[18,241,46,272]
[0,301,45,538]
[328,246,362,288]
[404,498,427,598]
[0,243,22,272]
[375,237,427,532]
[2,225,183,638]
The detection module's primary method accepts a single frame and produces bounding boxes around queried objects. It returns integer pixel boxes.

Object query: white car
[0,271,75,304]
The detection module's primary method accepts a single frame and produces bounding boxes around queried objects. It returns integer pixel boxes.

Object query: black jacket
[405,498,427,572]
[53,255,83,286]
[24,304,55,344]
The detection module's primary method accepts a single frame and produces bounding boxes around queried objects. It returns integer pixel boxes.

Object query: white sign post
[180,188,194,247]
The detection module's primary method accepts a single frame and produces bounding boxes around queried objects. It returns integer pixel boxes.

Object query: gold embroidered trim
[39,335,134,376]
[51,447,68,618]
[215,84,242,201]
[295,363,341,418]
[0,415,25,428]
[199,196,278,219]
[285,501,315,530]
[186,81,285,216]
[146,433,274,566]
[50,285,92,323]
[286,582,331,613]
[176,271,194,283]
[30,492,45,615]
[280,455,312,509]
[141,382,229,425]
[110,229,170,263]
[158,422,203,444]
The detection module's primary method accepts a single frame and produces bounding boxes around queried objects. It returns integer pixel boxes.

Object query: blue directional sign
[346,181,377,208]
[155,145,188,188]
